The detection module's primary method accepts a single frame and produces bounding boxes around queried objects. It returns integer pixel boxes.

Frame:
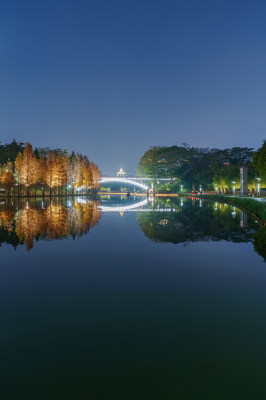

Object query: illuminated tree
[45,152,56,195]
[15,152,23,196]
[82,159,93,191]
[20,143,37,195]
[32,156,40,197]
[38,156,47,197]
[67,152,77,194]
[54,155,68,194]
[90,161,101,189]
[74,155,84,190]
[1,160,15,196]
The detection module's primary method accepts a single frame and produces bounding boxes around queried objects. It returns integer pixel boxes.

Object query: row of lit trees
[0,143,101,196]
[138,142,266,192]
[212,142,266,193]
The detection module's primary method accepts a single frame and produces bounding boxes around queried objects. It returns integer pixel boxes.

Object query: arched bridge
[76,176,174,193]
[100,177,149,191]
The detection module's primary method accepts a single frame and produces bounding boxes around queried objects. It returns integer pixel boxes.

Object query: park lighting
[232,181,236,195]
[180,184,183,192]
[256,178,261,197]
[199,185,202,194]
[215,184,218,194]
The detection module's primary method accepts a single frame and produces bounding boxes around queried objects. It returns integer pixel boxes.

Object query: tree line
[0,140,101,196]
[138,141,266,192]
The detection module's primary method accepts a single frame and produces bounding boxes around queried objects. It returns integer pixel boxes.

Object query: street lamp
[180,184,183,192]
[232,181,236,195]
[199,185,202,194]
[215,184,218,194]
[256,178,261,197]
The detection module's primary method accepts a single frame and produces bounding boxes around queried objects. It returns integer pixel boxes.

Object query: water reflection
[137,197,266,262]
[0,198,101,250]
[0,197,265,261]
[99,197,148,212]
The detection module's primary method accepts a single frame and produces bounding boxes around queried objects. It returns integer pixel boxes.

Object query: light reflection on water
[0,197,101,250]
[0,196,266,399]
[0,196,265,260]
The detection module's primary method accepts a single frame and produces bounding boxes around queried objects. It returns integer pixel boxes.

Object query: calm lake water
[0,196,266,400]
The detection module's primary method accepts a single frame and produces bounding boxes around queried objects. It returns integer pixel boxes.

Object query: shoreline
[189,194,266,226]
[1,192,265,226]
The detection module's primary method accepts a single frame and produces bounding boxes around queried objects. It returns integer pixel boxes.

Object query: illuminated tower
[240,167,248,196]
[117,168,126,177]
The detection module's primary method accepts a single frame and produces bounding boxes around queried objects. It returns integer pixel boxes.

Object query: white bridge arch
[100,177,149,191]
[99,198,148,212]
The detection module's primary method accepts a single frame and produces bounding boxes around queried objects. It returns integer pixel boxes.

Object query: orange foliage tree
[20,143,37,195]
[3,142,101,196]
[90,161,101,190]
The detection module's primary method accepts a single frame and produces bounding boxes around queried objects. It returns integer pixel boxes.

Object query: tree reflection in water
[0,197,265,260]
[0,198,101,250]
[137,198,266,262]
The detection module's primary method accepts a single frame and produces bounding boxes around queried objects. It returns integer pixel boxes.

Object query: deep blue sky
[0,0,265,174]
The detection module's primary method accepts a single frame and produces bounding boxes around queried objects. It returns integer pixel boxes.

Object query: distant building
[117,168,126,177]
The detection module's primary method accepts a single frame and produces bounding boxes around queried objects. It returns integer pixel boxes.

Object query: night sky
[1,0,265,174]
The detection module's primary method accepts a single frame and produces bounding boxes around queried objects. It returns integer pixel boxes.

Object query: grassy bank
[198,195,266,225]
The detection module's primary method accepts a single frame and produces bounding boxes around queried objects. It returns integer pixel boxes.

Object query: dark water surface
[0,196,266,399]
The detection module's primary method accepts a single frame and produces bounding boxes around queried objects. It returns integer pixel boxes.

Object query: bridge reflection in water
[99,201,178,212]
[0,197,265,261]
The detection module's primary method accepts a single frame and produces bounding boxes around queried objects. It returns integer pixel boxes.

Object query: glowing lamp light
[256,178,261,197]
[232,181,236,195]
